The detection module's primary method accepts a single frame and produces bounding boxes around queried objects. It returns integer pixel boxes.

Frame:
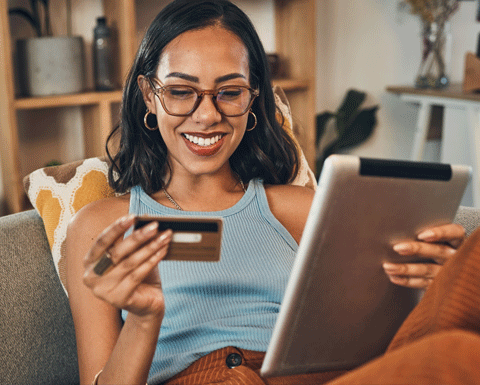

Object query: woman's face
[146,26,252,178]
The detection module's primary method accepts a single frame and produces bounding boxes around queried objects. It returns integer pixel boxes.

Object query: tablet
[261,154,472,378]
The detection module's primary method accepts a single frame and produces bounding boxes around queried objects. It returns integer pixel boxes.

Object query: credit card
[134,215,223,261]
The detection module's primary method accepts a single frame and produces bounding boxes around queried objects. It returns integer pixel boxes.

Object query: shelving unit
[0,0,316,214]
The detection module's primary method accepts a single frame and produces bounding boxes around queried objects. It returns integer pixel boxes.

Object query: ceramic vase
[16,36,85,97]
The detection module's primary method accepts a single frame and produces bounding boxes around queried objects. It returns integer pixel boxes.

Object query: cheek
[231,115,249,134]
[157,113,186,139]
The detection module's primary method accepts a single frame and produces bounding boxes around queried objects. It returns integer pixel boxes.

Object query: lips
[181,133,226,156]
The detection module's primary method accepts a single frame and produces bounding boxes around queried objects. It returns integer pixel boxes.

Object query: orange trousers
[164,227,480,385]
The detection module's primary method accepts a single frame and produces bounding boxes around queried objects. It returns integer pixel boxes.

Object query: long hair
[107,0,300,194]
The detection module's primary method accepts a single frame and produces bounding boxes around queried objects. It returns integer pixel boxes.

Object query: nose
[191,95,222,125]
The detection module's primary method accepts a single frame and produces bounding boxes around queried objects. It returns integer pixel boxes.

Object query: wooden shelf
[0,0,316,214]
[0,0,135,214]
[14,90,123,110]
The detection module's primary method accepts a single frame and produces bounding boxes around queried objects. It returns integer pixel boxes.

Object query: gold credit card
[134,215,223,262]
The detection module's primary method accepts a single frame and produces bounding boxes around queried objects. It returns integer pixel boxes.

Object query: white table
[387,84,480,207]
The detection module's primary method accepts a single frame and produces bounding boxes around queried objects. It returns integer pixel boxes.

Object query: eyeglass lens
[162,86,254,116]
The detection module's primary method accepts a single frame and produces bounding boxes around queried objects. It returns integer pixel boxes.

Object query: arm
[66,198,172,385]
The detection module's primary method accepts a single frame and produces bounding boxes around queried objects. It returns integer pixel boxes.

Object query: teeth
[184,134,221,147]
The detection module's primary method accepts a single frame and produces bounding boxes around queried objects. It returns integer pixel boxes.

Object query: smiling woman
[64,1,466,384]
[66,2,312,383]
[107,4,300,196]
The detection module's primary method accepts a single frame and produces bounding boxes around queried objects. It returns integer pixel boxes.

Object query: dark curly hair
[107,0,300,194]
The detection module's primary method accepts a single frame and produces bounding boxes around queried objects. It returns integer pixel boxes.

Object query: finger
[383,261,441,289]
[114,229,172,281]
[85,230,172,303]
[393,241,457,264]
[386,274,433,289]
[115,231,173,299]
[86,227,171,283]
[88,219,160,275]
[383,262,442,280]
[107,220,161,265]
[85,214,135,266]
[417,223,465,248]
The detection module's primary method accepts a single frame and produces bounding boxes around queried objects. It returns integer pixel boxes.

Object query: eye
[165,86,197,100]
[218,87,244,100]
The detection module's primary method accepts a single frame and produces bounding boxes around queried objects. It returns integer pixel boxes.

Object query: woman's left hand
[383,223,465,289]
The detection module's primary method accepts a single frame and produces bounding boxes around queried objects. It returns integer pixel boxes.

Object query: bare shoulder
[68,194,131,245]
[264,184,315,244]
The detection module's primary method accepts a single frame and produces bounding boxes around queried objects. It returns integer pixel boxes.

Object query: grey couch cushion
[455,205,480,237]
[0,210,79,385]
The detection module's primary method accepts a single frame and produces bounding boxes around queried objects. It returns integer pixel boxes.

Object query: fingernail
[417,230,435,241]
[393,243,413,255]
[120,214,135,225]
[143,221,159,233]
[155,230,172,244]
[159,230,172,242]
[383,262,398,272]
[388,275,405,285]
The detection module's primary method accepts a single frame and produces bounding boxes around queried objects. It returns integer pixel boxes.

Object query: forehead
[156,26,250,81]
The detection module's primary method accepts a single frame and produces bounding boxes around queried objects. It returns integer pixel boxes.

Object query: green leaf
[315,90,378,177]
[335,89,366,136]
[45,160,62,167]
[336,106,378,150]
[316,111,334,144]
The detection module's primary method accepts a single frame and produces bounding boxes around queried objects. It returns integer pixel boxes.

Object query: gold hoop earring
[246,110,257,132]
[144,109,158,131]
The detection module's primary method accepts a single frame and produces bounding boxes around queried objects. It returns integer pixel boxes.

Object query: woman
[65,1,465,384]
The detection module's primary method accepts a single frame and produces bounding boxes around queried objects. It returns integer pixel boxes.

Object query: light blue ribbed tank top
[124,179,298,384]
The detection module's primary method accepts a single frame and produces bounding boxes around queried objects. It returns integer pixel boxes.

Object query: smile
[183,134,223,147]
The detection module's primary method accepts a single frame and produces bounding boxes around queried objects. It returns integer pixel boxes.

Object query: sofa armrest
[454,206,480,237]
[0,210,79,385]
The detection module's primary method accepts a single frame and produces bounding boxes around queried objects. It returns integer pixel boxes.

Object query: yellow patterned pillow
[24,157,119,293]
[23,87,316,295]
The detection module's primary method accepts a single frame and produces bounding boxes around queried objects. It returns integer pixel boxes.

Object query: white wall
[316,0,480,162]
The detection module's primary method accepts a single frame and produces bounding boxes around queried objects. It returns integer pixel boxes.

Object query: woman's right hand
[82,215,173,319]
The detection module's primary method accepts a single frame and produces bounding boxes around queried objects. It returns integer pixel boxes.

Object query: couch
[1,206,480,385]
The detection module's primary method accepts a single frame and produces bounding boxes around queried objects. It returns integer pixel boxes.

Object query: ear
[138,75,158,114]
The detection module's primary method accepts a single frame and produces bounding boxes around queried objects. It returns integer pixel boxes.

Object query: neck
[156,167,247,212]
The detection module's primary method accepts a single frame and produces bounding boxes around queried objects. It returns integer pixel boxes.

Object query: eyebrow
[165,72,247,84]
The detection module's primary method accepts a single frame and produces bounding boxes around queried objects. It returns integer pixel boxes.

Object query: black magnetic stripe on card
[135,220,219,232]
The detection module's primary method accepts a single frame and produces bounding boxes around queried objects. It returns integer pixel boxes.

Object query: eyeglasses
[147,77,259,117]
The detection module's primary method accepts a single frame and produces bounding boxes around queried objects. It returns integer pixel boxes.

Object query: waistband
[162,347,345,385]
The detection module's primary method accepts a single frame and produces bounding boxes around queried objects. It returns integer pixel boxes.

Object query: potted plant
[316,90,378,176]
[10,0,84,97]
